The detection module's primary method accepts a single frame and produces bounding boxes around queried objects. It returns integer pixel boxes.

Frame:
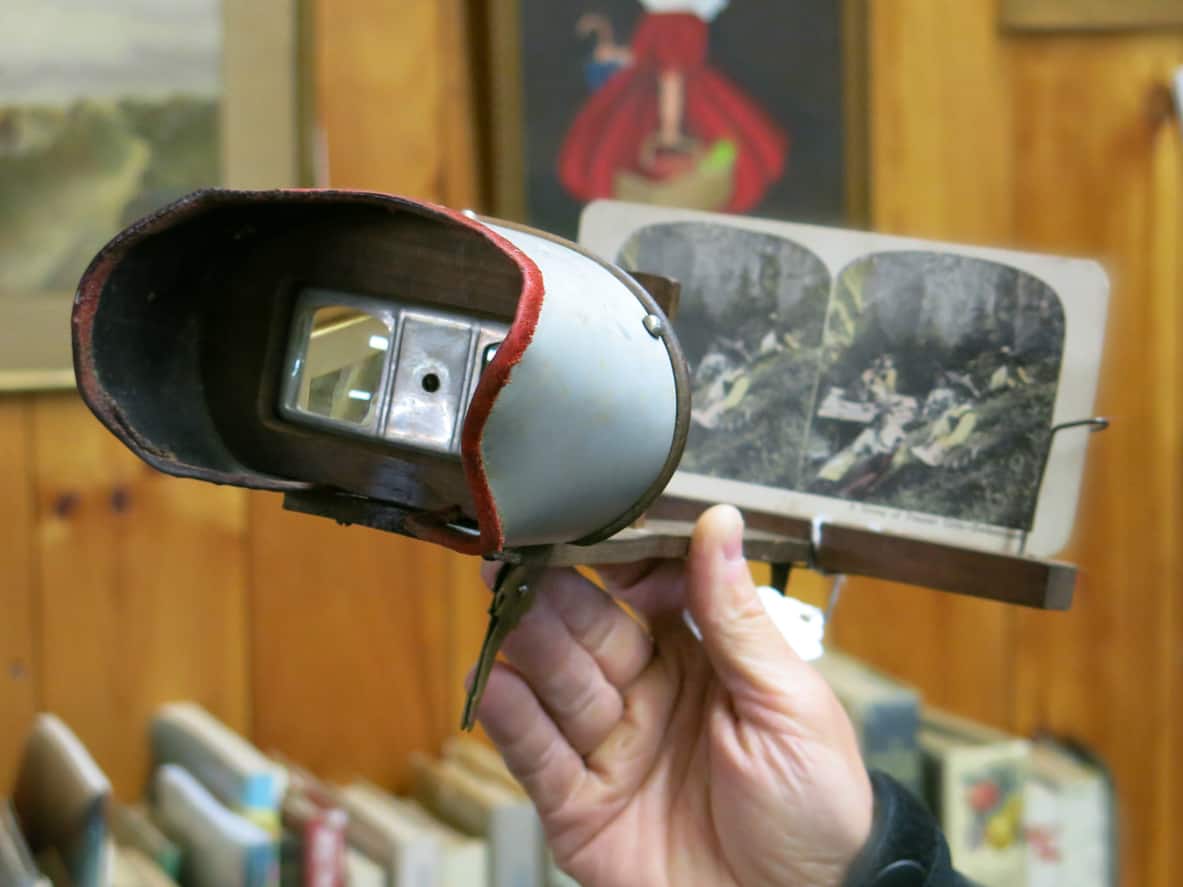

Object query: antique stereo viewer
[72,189,1089,725]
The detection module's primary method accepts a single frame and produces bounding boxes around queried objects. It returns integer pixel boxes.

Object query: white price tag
[683,587,826,662]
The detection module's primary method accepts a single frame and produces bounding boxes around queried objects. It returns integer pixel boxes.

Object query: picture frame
[1000,0,1183,31]
[482,0,869,237]
[0,0,314,393]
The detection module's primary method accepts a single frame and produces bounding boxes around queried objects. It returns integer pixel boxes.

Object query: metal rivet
[643,314,664,337]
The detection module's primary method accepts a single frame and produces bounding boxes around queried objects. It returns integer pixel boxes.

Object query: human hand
[475,505,874,887]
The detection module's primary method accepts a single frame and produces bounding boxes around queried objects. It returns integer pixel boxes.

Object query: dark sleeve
[841,771,979,887]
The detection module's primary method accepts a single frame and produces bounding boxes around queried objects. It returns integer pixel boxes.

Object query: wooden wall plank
[249,0,488,784]
[0,397,38,791]
[1007,35,1183,887]
[828,0,1017,727]
[313,0,445,198]
[866,0,1016,246]
[30,395,250,799]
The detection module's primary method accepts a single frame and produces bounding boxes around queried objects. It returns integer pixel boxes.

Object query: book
[812,650,923,796]
[1025,737,1116,887]
[281,785,347,887]
[111,843,180,886]
[0,800,46,887]
[13,713,112,887]
[343,848,384,887]
[336,782,443,887]
[348,781,488,887]
[440,738,577,887]
[34,849,71,886]
[151,703,288,835]
[153,763,278,887]
[580,200,1109,558]
[439,738,519,794]
[279,828,301,887]
[109,803,183,881]
[410,752,543,887]
[919,710,1029,887]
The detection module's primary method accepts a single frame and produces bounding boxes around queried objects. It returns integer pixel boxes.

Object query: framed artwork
[0,0,312,392]
[485,0,868,239]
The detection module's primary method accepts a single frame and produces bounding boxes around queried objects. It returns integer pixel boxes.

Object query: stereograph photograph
[617,221,832,490]
[806,253,1065,530]
[583,201,1107,556]
[0,0,222,297]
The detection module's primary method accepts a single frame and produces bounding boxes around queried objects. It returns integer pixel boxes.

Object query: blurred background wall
[0,1,1179,884]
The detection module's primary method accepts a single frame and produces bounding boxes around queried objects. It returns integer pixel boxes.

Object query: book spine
[923,745,1028,887]
[301,813,346,887]
[488,812,543,887]
[859,700,922,797]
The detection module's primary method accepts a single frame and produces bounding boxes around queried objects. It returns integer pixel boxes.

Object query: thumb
[686,505,806,702]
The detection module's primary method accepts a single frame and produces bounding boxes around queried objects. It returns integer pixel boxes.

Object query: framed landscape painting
[0,0,310,391]
[485,0,868,239]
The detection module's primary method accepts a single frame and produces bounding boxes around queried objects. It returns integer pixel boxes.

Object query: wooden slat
[312,0,444,198]
[828,0,1017,727]
[817,526,1074,611]
[866,0,1016,246]
[248,0,487,783]
[646,496,1071,608]
[1007,35,1183,887]
[0,397,38,790]
[436,0,482,210]
[247,494,453,784]
[30,395,250,798]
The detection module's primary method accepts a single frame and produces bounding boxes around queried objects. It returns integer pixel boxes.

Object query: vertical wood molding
[0,397,38,791]
[1149,81,1182,887]
[30,395,250,798]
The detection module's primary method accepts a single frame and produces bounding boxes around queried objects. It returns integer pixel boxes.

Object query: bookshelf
[0,2,1179,884]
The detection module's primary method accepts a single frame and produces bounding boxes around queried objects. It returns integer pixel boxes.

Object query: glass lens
[297,307,391,426]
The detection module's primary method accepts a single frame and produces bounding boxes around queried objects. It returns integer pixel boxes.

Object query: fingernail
[720,506,745,564]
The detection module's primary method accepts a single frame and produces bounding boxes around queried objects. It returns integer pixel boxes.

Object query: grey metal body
[480,223,682,547]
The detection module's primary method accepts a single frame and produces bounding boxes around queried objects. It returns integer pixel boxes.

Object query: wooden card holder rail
[283,490,1075,612]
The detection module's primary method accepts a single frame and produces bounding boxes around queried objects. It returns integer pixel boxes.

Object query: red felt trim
[456,222,545,555]
[74,187,540,555]
[276,190,545,555]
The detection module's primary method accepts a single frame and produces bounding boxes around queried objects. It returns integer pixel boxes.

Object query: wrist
[841,771,954,887]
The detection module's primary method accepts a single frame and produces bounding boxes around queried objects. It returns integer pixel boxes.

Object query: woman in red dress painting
[559,0,789,213]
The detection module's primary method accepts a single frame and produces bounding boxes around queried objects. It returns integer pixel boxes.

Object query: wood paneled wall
[0,2,1179,884]
[831,6,1183,887]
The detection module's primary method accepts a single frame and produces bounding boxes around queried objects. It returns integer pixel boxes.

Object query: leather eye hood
[73,188,689,554]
